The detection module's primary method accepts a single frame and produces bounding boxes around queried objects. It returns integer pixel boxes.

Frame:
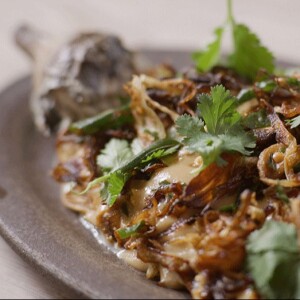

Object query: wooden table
[0,0,299,298]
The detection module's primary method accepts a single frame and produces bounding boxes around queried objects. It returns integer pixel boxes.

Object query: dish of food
[1,1,300,299]
[51,59,300,298]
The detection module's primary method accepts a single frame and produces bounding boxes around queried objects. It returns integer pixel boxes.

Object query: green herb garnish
[228,23,274,79]
[97,139,134,173]
[105,172,130,206]
[192,0,275,79]
[176,85,255,171]
[192,27,224,72]
[82,138,180,206]
[246,221,300,299]
[116,221,145,239]
[69,104,133,135]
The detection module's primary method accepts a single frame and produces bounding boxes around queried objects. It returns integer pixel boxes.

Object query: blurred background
[1,0,300,88]
[0,0,300,298]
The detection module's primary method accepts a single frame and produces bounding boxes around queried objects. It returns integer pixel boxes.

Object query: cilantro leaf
[97,139,134,172]
[175,114,204,137]
[246,221,300,299]
[176,85,255,170]
[116,220,145,239]
[198,85,241,134]
[131,138,144,155]
[229,24,275,79]
[287,115,300,129]
[220,132,254,155]
[192,27,224,72]
[182,131,224,168]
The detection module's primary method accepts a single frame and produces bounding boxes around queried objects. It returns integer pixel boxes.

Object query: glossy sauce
[130,152,199,210]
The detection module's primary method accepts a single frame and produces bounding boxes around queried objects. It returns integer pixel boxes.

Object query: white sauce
[130,152,199,211]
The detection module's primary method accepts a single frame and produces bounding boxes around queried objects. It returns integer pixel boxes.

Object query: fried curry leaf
[176,85,255,170]
[243,109,271,129]
[192,27,224,72]
[246,221,300,299]
[69,104,133,135]
[97,138,134,172]
[116,220,145,239]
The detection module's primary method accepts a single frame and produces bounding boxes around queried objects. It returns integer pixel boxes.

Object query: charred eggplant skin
[15,25,136,135]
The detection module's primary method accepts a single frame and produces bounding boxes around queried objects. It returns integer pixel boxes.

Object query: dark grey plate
[0,50,192,299]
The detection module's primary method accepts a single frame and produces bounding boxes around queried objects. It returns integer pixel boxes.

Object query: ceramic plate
[0,50,192,299]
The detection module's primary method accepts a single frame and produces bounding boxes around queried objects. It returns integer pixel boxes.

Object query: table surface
[1,0,300,298]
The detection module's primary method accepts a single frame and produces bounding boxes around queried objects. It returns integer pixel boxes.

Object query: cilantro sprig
[246,221,300,299]
[81,138,180,206]
[192,27,224,73]
[192,0,275,79]
[176,85,255,170]
[97,139,134,173]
